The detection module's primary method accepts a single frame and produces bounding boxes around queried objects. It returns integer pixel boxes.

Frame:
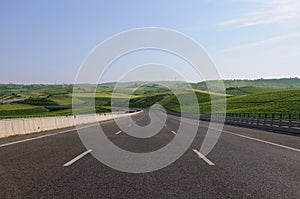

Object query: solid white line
[63,149,92,167]
[0,133,61,148]
[115,131,122,135]
[0,123,99,148]
[168,114,300,153]
[171,130,176,135]
[193,149,215,166]
[223,130,300,153]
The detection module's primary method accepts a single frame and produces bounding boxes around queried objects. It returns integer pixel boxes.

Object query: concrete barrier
[0,112,140,138]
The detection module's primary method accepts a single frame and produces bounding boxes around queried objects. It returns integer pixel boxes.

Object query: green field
[1,78,300,118]
[225,86,277,96]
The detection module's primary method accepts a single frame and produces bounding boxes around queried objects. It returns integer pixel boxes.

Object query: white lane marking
[63,149,92,167]
[223,130,300,153]
[193,149,215,166]
[171,130,176,135]
[0,123,99,148]
[115,131,122,135]
[168,115,300,153]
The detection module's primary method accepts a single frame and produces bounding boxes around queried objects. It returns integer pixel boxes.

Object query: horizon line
[0,77,299,85]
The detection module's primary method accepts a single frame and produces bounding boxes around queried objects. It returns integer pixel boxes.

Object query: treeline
[20,97,59,106]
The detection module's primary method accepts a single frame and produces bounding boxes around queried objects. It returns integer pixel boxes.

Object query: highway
[0,110,299,198]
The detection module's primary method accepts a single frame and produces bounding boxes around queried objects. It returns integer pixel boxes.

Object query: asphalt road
[0,110,299,198]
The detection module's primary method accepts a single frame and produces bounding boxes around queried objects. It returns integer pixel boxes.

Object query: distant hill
[99,78,300,92]
[98,81,184,88]
[1,78,300,118]
[192,78,300,90]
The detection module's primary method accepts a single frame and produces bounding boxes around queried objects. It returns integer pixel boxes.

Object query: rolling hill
[1,78,300,118]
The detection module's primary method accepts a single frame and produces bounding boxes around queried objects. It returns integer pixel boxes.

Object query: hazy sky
[1,0,300,83]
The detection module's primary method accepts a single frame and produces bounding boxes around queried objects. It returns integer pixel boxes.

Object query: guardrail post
[279,114,282,127]
[264,113,267,125]
[271,113,274,126]
[289,114,292,128]
[254,113,260,125]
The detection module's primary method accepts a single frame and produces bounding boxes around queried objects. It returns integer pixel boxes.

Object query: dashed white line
[115,131,122,135]
[171,130,176,135]
[193,149,215,166]
[63,149,93,167]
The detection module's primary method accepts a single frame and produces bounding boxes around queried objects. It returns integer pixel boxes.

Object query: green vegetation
[20,97,59,106]
[225,86,277,96]
[0,104,49,117]
[226,89,300,113]
[196,89,300,115]
[1,78,300,119]
[192,77,300,90]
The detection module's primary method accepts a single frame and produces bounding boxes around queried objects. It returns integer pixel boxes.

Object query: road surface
[0,110,299,198]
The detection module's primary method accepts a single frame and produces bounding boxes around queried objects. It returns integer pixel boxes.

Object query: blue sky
[1,0,300,83]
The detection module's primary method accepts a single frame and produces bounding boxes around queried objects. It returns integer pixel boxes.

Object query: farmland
[1,78,300,118]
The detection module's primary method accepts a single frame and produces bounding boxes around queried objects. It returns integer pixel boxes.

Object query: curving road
[0,110,299,198]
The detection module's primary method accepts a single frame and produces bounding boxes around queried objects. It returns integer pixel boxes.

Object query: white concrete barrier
[0,112,140,138]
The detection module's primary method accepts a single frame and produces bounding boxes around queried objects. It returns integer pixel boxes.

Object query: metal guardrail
[201,114,300,135]
[226,112,300,120]
[226,116,300,128]
[167,111,300,135]
[222,115,300,135]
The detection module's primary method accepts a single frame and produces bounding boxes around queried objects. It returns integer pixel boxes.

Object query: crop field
[225,86,277,96]
[1,79,300,118]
